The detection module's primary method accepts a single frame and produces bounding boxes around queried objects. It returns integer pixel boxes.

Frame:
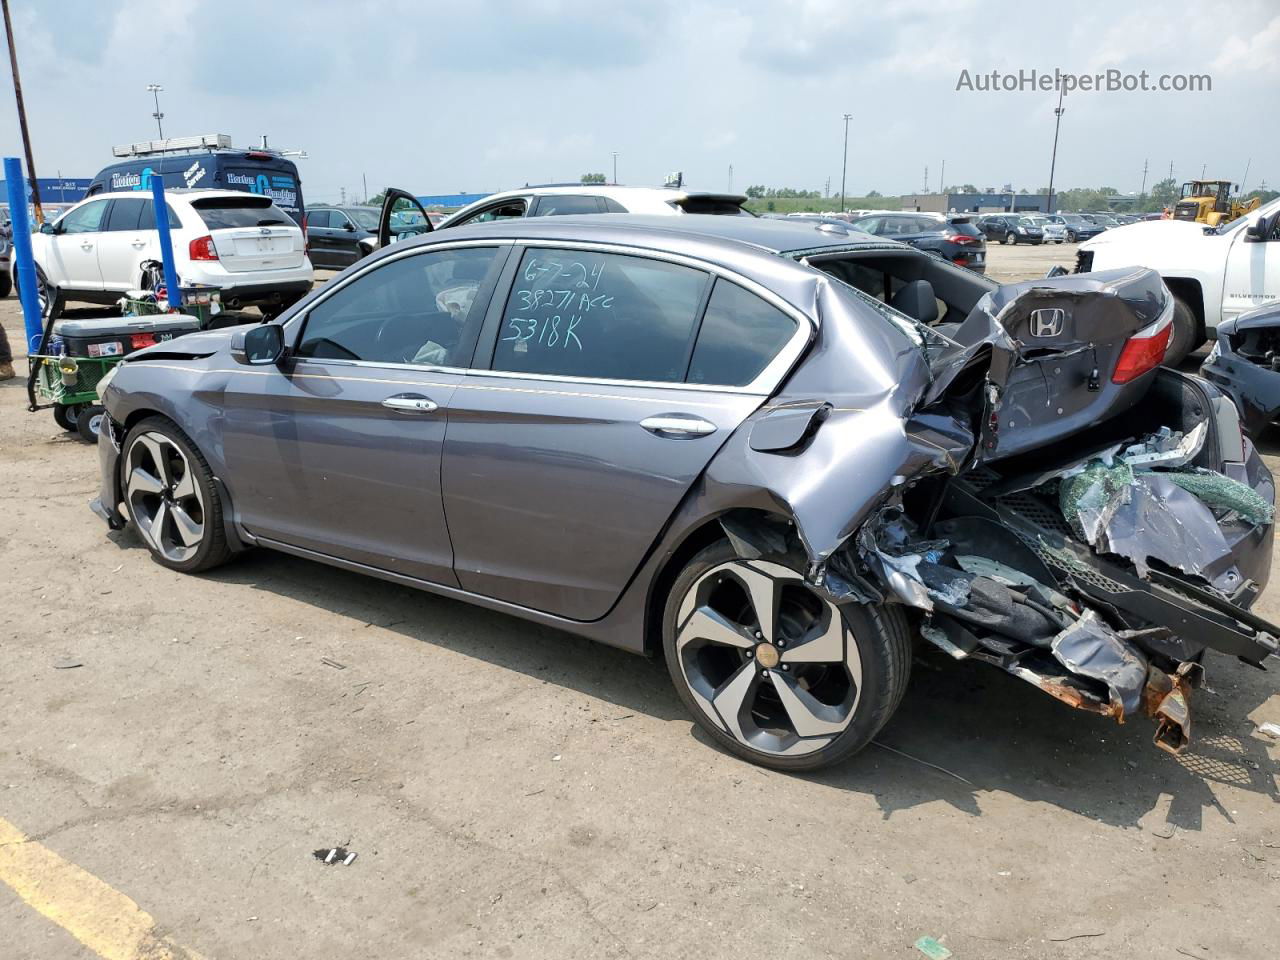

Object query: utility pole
[728,163,733,192]
[2,0,43,223]
[611,152,618,185]
[1046,83,1065,215]
[923,166,929,191]
[362,173,368,204]
[1200,162,1206,179]
[1140,158,1148,196]
[146,83,165,139]
[1168,160,1174,180]
[340,186,346,204]
[1240,158,1252,195]
[839,113,851,212]
[939,159,945,195]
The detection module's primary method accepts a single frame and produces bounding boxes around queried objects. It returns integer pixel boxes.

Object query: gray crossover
[92,215,1279,770]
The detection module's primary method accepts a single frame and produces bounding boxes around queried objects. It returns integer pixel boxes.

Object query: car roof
[79,188,258,203]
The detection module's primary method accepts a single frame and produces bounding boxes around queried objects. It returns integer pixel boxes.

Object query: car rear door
[220,240,511,583]
[305,209,336,267]
[441,243,810,620]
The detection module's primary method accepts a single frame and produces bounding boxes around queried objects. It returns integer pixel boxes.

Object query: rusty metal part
[1010,666,1123,720]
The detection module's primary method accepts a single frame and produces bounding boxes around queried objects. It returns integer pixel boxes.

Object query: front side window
[459,199,527,226]
[59,199,109,235]
[491,248,707,381]
[296,247,500,366]
[688,280,798,387]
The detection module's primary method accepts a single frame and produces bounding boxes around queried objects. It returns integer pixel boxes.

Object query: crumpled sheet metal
[1048,610,1149,717]
[1057,425,1270,593]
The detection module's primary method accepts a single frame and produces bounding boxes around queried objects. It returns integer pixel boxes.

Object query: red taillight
[1112,314,1172,383]
[948,233,979,245]
[130,333,157,349]
[188,235,219,261]
[301,213,309,255]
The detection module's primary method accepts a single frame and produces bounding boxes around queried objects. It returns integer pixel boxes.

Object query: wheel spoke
[732,564,780,643]
[170,503,203,547]
[769,670,851,738]
[171,469,198,503]
[782,614,844,664]
[138,435,173,487]
[677,605,756,652]
[143,499,170,546]
[128,465,165,496]
[711,660,759,738]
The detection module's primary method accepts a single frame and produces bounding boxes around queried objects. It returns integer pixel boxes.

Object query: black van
[87,138,305,223]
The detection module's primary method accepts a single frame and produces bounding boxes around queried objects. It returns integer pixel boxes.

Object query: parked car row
[846,212,986,273]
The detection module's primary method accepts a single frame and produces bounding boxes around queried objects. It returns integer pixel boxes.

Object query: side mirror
[39,221,56,235]
[231,323,286,365]
[1245,216,1270,242]
[343,221,355,232]
[1044,265,1069,278]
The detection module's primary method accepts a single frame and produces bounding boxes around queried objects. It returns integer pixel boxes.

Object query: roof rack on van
[111,134,234,158]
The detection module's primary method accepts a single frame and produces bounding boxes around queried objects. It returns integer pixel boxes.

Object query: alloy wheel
[125,432,206,562]
[674,559,862,758]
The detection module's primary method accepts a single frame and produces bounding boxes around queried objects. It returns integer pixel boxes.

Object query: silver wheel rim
[675,560,863,758]
[124,432,205,562]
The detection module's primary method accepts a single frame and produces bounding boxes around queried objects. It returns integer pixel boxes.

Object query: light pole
[611,152,618,185]
[839,113,852,212]
[1045,84,1065,214]
[147,83,165,139]
[2,0,44,222]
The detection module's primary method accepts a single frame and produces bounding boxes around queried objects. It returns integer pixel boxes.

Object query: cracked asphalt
[2,246,1279,959]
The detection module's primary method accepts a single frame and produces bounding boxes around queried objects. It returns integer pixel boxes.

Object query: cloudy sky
[1,0,1276,203]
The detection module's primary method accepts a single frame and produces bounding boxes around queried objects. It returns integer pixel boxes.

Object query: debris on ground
[1258,722,1280,740]
[313,847,357,866]
[320,657,346,670]
[52,659,83,669]
[914,935,952,959]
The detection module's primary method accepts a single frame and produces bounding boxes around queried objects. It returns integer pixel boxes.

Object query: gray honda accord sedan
[91,215,1279,770]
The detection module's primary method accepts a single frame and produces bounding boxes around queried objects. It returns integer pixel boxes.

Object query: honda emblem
[1029,308,1065,338]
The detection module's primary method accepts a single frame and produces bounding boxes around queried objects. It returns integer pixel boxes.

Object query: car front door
[441,243,808,621]
[219,241,511,584]
[305,209,335,267]
[46,198,111,289]
[330,211,362,266]
[1221,207,1280,327]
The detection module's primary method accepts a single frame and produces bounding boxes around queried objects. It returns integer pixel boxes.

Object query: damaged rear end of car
[715,258,1278,756]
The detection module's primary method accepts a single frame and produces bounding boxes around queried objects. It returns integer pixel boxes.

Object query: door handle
[640,414,716,438]
[381,394,438,414]
[131,239,146,248]
[80,242,93,250]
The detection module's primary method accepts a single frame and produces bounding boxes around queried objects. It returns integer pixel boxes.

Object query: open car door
[377,187,433,250]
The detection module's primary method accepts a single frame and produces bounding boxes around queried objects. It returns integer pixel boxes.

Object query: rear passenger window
[688,280,798,386]
[533,195,603,216]
[104,198,146,232]
[491,248,707,382]
[136,201,181,231]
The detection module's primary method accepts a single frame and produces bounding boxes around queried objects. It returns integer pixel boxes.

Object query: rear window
[675,197,752,216]
[688,280,797,386]
[948,221,982,237]
[191,196,294,230]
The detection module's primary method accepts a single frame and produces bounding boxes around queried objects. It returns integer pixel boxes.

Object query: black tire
[662,540,912,772]
[14,265,60,321]
[1166,296,1201,366]
[77,404,105,443]
[120,415,234,573]
[0,269,11,298]
[1005,232,1017,245]
[1066,229,1077,243]
[52,402,81,432]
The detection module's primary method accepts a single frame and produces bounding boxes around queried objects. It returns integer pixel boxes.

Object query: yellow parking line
[0,816,203,960]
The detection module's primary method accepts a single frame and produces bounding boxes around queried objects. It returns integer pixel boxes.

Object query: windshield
[1017,217,1037,227]
[191,196,293,229]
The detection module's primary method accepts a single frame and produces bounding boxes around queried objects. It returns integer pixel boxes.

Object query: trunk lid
[189,195,306,273]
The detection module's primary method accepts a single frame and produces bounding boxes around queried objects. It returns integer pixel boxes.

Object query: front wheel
[1005,232,1017,245]
[52,402,82,432]
[77,404,105,443]
[1066,230,1078,243]
[120,416,234,573]
[1165,296,1201,366]
[662,541,912,771]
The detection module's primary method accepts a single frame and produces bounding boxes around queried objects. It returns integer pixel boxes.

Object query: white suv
[19,189,313,318]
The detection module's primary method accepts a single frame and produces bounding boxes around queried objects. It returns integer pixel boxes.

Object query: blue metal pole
[4,156,43,353]
[149,173,182,307]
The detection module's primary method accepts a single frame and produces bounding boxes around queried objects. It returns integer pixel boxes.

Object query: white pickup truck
[1077,196,1280,362]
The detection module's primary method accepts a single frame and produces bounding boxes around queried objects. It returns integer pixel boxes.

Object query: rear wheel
[1166,296,1201,366]
[1005,231,1017,245]
[662,541,911,771]
[120,416,234,573]
[1066,229,1078,243]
